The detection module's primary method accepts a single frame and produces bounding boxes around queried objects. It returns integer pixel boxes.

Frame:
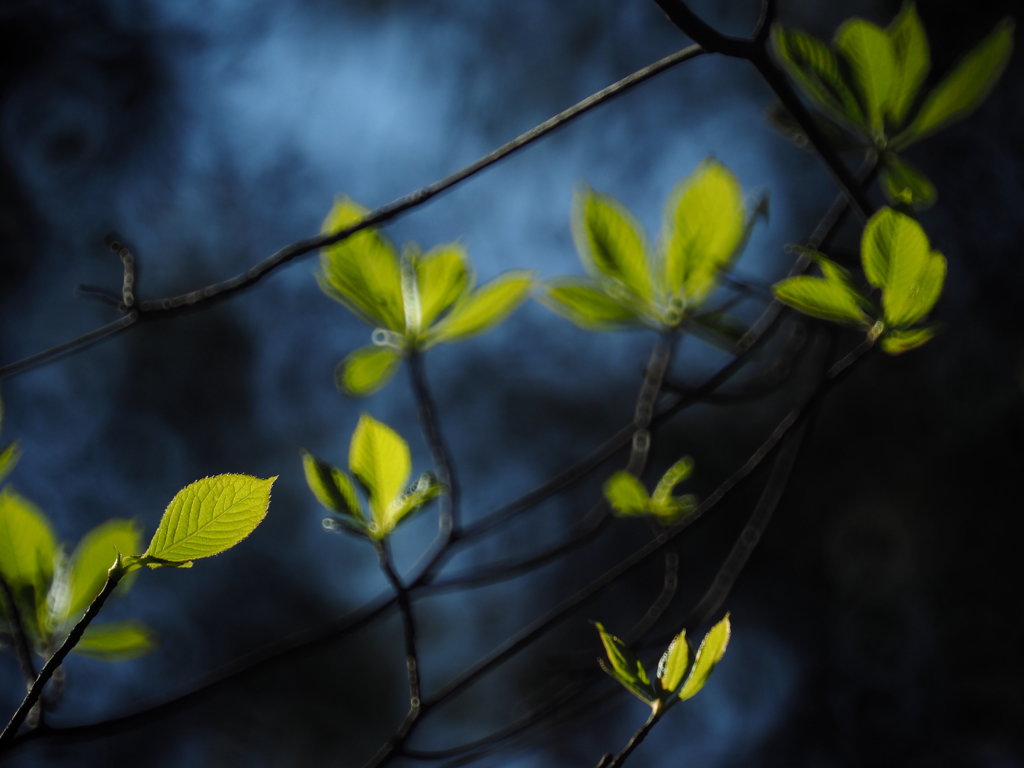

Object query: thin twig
[1,563,125,750]
[407,352,460,540]
[598,707,661,768]
[0,45,704,383]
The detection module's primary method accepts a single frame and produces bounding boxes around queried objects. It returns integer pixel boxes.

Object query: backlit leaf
[0,441,19,484]
[774,276,870,326]
[0,488,56,596]
[861,207,927,290]
[319,198,405,330]
[880,326,936,354]
[75,620,155,660]
[678,614,731,700]
[603,471,649,516]
[663,161,745,307]
[771,25,866,131]
[381,472,443,535]
[349,414,410,538]
[573,187,652,302]
[144,475,276,565]
[898,18,1014,146]
[336,345,402,397]
[415,244,470,329]
[887,2,930,125]
[301,451,363,522]
[64,519,142,620]
[595,622,654,704]
[880,154,936,209]
[427,271,532,345]
[835,19,896,140]
[540,278,644,330]
[657,629,690,693]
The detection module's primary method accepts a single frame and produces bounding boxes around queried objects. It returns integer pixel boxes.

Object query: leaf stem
[0,561,126,751]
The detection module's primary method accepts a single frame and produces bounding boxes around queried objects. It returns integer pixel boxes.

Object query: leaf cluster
[774,206,945,354]
[319,199,533,396]
[772,3,1013,209]
[541,161,764,339]
[603,457,697,525]
[595,614,731,711]
[303,413,441,541]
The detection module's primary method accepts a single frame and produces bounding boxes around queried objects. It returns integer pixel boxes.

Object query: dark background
[1,1,1022,766]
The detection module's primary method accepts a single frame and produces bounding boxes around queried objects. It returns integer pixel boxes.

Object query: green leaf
[835,19,896,140]
[771,25,867,131]
[75,620,155,660]
[336,345,402,397]
[595,622,654,704]
[880,325,936,354]
[657,629,690,693]
[349,414,410,539]
[301,451,364,523]
[0,440,20,484]
[143,475,276,566]
[861,207,945,326]
[678,614,731,701]
[63,519,142,620]
[880,154,936,209]
[426,271,532,345]
[573,187,652,303]
[765,103,863,154]
[774,276,870,326]
[415,244,471,329]
[651,457,694,510]
[898,18,1014,146]
[540,278,645,330]
[0,489,56,597]
[383,472,443,534]
[887,2,930,125]
[319,198,405,331]
[663,160,745,307]
[603,471,649,516]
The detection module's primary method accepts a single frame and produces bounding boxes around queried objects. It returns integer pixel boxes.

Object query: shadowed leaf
[75,620,155,660]
[336,345,402,397]
[573,187,651,302]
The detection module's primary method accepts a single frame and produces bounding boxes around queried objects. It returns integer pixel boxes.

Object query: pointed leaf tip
[678,614,731,700]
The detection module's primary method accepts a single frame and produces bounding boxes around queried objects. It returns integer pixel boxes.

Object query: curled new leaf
[880,154,936,209]
[143,475,276,566]
[880,325,936,354]
[595,622,655,704]
[603,471,650,516]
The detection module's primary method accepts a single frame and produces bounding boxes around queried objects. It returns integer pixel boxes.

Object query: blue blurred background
[1,1,1022,766]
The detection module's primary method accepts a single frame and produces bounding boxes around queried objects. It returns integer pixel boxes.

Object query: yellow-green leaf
[415,244,470,329]
[301,451,363,522]
[319,198,405,330]
[348,414,410,538]
[898,18,1014,146]
[880,325,936,354]
[427,271,532,345]
[887,2,930,125]
[651,457,694,510]
[603,471,649,516]
[657,629,690,693]
[774,276,870,326]
[336,345,402,397]
[880,154,936,209]
[771,25,867,131]
[75,620,155,660]
[595,622,654,704]
[143,475,276,565]
[383,472,443,534]
[835,19,896,141]
[64,519,142,620]
[663,161,745,307]
[0,488,56,595]
[540,279,644,330]
[573,187,652,302]
[678,614,731,700]
[0,440,20,484]
[861,207,928,290]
